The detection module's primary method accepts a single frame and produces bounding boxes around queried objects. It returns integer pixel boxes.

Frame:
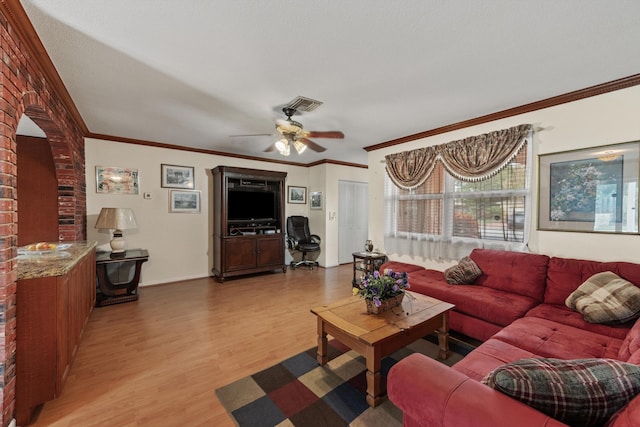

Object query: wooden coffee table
[310,291,454,407]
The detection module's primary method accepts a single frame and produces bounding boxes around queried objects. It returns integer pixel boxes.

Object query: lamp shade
[95,208,138,230]
[95,208,137,254]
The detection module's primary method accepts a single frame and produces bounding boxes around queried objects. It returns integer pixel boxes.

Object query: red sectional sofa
[382,248,640,427]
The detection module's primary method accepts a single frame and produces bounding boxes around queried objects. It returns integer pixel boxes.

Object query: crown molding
[88,132,367,168]
[365,74,640,152]
[306,159,368,169]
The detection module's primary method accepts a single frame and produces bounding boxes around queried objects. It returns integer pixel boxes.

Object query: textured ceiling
[18,1,640,165]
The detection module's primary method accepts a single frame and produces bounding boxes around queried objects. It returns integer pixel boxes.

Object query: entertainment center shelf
[212,166,287,281]
[229,225,278,235]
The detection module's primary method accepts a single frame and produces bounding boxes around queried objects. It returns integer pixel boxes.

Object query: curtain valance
[384,147,438,190]
[385,124,532,189]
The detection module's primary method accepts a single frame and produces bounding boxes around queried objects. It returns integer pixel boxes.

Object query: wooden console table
[95,249,149,306]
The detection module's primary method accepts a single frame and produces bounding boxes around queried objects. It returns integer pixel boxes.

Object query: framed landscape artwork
[310,191,323,210]
[288,186,306,204]
[169,190,201,213]
[161,164,195,189]
[538,141,640,234]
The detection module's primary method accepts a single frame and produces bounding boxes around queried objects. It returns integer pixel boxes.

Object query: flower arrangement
[353,268,410,307]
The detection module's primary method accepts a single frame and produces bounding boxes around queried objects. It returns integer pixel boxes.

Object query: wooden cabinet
[212,166,287,281]
[222,234,285,273]
[16,246,96,426]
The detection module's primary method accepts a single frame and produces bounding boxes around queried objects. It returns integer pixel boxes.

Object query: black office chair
[286,216,321,270]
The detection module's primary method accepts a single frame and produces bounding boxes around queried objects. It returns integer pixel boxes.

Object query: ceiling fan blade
[305,131,344,139]
[263,142,278,152]
[300,138,326,152]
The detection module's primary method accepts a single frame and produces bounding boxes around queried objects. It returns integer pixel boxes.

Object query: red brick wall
[0,11,86,426]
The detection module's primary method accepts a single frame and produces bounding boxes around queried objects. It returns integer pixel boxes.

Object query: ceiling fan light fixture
[275,138,290,156]
[275,119,303,135]
[293,140,307,154]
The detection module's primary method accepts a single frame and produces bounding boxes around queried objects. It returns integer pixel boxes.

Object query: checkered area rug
[215,335,475,427]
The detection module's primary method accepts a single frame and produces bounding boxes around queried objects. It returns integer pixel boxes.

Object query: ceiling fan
[265,107,344,156]
[232,97,344,156]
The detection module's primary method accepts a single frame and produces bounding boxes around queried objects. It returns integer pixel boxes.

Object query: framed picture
[161,164,195,189]
[538,141,640,234]
[310,191,323,210]
[288,186,306,204]
[169,190,201,213]
[96,166,139,194]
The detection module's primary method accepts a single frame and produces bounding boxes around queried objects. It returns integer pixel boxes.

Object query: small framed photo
[538,140,640,234]
[310,191,323,210]
[161,164,195,189]
[169,190,201,213]
[288,186,307,204]
[96,166,139,194]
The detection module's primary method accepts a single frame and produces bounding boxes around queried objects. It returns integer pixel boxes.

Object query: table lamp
[94,207,138,254]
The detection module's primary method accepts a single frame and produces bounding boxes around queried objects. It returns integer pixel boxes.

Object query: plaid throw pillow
[482,358,640,427]
[444,256,482,284]
[566,271,640,324]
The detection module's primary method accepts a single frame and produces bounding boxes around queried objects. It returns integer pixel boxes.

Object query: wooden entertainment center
[212,166,287,281]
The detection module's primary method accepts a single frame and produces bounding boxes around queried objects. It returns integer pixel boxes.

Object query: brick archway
[20,93,86,241]
[1,56,87,427]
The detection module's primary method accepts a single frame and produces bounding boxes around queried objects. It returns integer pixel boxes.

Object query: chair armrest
[285,235,297,250]
[310,234,321,245]
[388,353,567,427]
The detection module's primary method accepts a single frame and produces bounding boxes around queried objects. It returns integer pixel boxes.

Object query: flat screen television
[228,190,277,222]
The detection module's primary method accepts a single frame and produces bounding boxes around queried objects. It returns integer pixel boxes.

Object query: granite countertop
[17,241,97,280]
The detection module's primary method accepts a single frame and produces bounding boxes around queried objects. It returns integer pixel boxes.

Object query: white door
[338,180,368,264]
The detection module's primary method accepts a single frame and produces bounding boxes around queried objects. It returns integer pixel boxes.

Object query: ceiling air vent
[286,96,323,112]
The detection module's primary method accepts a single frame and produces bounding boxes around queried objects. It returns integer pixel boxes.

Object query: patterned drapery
[384,146,438,190]
[385,124,532,188]
[439,124,532,181]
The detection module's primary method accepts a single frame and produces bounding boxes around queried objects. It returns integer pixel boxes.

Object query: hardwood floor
[28,264,355,427]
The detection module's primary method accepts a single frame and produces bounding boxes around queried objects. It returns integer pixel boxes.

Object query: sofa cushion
[482,358,640,427]
[453,338,538,381]
[448,311,503,342]
[491,317,623,360]
[526,304,632,340]
[566,271,640,325]
[409,269,539,327]
[545,257,640,305]
[469,249,549,301]
[378,261,425,274]
[619,319,640,362]
[606,394,640,427]
[443,256,482,284]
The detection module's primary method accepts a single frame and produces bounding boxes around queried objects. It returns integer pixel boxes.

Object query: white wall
[368,85,640,270]
[85,138,365,285]
[307,164,327,265]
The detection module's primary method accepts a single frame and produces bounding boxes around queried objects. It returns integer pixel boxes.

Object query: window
[394,162,445,236]
[451,147,528,242]
[384,142,531,260]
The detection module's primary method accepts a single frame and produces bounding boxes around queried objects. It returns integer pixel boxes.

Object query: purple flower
[373,296,381,307]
